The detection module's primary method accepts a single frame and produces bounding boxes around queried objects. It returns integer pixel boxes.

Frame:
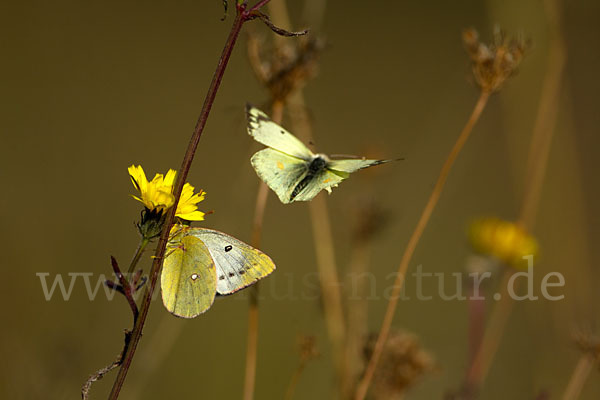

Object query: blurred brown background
[1,0,599,398]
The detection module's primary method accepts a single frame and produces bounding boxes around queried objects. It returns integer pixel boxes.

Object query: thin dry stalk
[518,0,566,230]
[284,336,319,400]
[343,241,373,397]
[466,272,488,368]
[463,0,567,392]
[465,270,516,388]
[268,1,293,47]
[270,50,349,396]
[263,0,347,392]
[242,100,284,400]
[284,365,306,400]
[342,201,387,398]
[243,287,261,400]
[82,354,122,399]
[355,89,491,400]
[561,354,596,400]
[285,99,348,386]
[308,193,347,380]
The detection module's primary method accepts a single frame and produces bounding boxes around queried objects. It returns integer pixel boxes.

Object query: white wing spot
[191,273,199,280]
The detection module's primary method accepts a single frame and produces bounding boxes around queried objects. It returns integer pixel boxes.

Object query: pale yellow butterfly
[246,105,396,204]
[161,225,275,318]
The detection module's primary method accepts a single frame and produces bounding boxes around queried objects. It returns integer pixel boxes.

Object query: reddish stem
[105,2,269,398]
[249,0,272,13]
[110,256,139,320]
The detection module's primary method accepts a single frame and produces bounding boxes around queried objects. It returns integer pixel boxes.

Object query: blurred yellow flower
[469,217,538,270]
[128,165,205,221]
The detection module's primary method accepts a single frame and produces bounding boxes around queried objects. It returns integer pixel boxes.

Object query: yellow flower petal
[176,210,205,221]
[150,172,164,185]
[128,165,148,192]
[164,169,177,187]
[186,191,206,205]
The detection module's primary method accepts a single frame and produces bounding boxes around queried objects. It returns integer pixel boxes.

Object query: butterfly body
[290,154,329,201]
[247,105,395,204]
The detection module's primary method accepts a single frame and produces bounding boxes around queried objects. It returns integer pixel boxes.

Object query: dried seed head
[297,335,319,362]
[352,199,389,243]
[463,27,529,93]
[574,328,600,364]
[247,32,324,102]
[363,330,435,399]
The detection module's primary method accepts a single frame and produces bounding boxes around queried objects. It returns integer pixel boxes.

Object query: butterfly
[246,105,396,204]
[161,225,275,318]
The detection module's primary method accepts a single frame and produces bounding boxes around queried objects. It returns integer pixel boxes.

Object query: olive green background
[1,0,599,398]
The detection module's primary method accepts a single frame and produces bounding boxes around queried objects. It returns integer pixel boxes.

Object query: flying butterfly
[161,225,275,318]
[246,105,396,204]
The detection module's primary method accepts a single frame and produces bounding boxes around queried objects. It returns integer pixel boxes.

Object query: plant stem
[82,354,123,400]
[243,282,261,400]
[465,270,516,389]
[518,0,566,230]
[354,90,491,400]
[106,3,264,398]
[561,354,596,400]
[265,0,348,392]
[286,95,347,391]
[462,0,567,393]
[110,256,139,321]
[242,100,284,400]
[249,0,272,13]
[126,237,150,277]
[125,312,186,400]
[308,193,347,384]
[467,271,487,368]
[342,237,374,399]
[284,359,308,400]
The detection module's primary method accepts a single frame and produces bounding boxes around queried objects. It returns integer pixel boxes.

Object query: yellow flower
[128,165,205,221]
[469,217,538,270]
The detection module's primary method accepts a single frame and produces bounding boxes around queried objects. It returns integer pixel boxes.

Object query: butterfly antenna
[329,154,361,159]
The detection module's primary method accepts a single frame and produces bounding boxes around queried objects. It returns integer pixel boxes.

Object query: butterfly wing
[291,169,349,202]
[327,158,393,173]
[246,105,313,160]
[161,235,217,318]
[251,148,308,204]
[186,228,276,295]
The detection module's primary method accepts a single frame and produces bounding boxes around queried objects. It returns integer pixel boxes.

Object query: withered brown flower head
[248,33,324,102]
[463,27,529,93]
[297,335,319,362]
[574,329,600,364]
[352,199,389,243]
[363,330,435,399]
